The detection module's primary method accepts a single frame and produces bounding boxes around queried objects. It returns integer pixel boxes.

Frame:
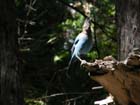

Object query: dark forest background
[16,0,116,105]
[1,0,140,105]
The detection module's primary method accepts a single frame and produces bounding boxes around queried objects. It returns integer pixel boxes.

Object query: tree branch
[81,48,140,105]
[57,0,117,42]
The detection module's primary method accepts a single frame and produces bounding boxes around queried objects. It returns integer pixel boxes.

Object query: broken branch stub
[81,48,140,105]
[82,49,140,74]
[81,56,117,74]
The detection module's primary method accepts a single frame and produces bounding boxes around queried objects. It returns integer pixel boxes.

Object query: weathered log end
[81,48,140,105]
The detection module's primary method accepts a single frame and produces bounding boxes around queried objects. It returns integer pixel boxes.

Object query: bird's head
[82,18,91,34]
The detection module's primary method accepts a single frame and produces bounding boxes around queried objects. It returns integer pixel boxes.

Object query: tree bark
[82,52,140,105]
[116,0,140,60]
[0,1,24,105]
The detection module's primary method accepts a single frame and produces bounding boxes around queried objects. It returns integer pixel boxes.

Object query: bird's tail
[66,55,77,78]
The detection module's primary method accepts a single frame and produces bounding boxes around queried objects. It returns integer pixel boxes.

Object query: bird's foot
[80,60,87,67]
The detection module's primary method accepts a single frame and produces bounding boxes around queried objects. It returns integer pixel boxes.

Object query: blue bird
[67,18,93,74]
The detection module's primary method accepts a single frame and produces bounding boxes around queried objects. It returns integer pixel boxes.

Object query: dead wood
[81,49,140,105]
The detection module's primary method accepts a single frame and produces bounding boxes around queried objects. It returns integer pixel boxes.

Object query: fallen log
[81,49,140,105]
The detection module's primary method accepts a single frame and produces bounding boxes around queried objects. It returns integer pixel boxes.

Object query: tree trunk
[0,1,24,105]
[116,0,140,60]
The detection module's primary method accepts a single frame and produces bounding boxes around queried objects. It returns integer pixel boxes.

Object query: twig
[57,0,87,18]
[57,0,117,42]
[92,86,103,90]
[64,95,83,102]
[26,0,33,16]
[36,92,94,100]
[26,4,37,11]
[32,0,37,5]
[93,15,100,58]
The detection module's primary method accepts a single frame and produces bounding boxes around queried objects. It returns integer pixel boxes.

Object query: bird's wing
[71,36,79,53]
[79,38,93,54]
[68,33,88,67]
[68,34,81,68]
[74,34,88,54]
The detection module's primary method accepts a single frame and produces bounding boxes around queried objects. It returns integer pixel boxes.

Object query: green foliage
[16,0,117,105]
[92,0,117,58]
[25,99,46,105]
[54,51,69,63]
[60,13,84,37]
[87,51,98,60]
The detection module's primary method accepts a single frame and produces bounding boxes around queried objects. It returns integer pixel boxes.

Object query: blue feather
[67,18,93,78]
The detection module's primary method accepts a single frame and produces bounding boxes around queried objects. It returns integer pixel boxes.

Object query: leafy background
[16,0,116,105]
